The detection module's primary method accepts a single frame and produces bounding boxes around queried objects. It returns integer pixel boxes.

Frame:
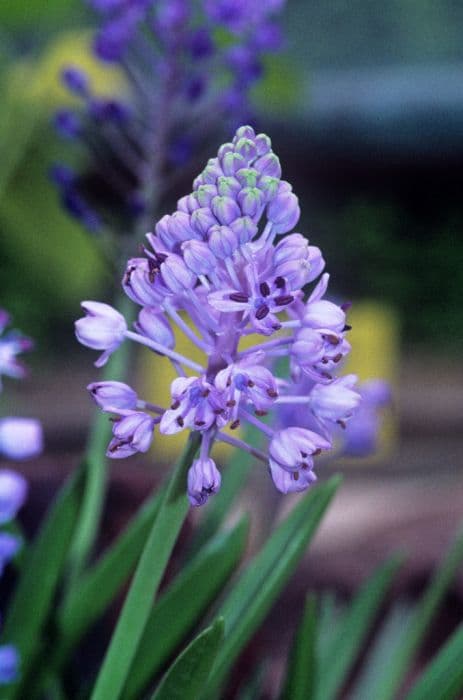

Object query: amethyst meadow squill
[76,127,360,504]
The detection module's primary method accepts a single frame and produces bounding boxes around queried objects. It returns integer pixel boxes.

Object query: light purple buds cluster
[77,127,361,504]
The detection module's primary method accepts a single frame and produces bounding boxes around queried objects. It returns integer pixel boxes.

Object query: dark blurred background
[1,0,463,659]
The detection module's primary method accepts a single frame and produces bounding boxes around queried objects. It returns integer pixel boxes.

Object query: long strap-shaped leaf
[0,467,85,700]
[203,475,341,697]
[123,517,249,700]
[316,556,401,700]
[281,594,318,700]
[151,618,224,700]
[405,623,463,700]
[30,485,163,699]
[90,432,201,700]
[372,525,463,700]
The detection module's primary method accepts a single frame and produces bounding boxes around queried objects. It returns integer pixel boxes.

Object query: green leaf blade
[372,525,463,700]
[316,556,401,700]
[89,433,201,700]
[281,594,318,700]
[124,517,249,700]
[151,618,224,700]
[204,475,341,696]
[405,623,463,700]
[0,468,85,700]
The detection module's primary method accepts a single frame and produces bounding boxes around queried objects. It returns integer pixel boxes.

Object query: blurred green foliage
[316,199,463,348]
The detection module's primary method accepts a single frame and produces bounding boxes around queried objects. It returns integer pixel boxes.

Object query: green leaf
[59,485,163,651]
[124,517,249,700]
[151,618,224,700]
[405,623,463,700]
[281,594,318,700]
[0,468,85,700]
[90,433,201,700]
[372,525,463,700]
[203,475,341,696]
[351,602,415,700]
[316,556,401,700]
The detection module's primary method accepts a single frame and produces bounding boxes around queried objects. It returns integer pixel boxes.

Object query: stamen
[259,281,270,297]
[255,304,269,320]
[274,294,294,306]
[229,292,249,303]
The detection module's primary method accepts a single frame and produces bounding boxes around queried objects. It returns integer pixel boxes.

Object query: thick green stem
[90,432,201,700]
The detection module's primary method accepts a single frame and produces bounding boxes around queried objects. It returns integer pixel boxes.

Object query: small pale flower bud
[75,302,127,366]
[208,225,239,259]
[234,137,257,162]
[254,152,281,178]
[267,190,300,233]
[217,176,241,197]
[182,240,217,275]
[160,254,195,293]
[237,187,264,218]
[187,457,221,506]
[230,216,257,244]
[220,151,245,176]
[211,196,241,225]
[136,308,175,348]
[190,207,218,236]
[88,381,138,411]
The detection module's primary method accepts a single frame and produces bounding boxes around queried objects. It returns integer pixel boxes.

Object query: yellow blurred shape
[7,31,125,107]
[343,301,400,462]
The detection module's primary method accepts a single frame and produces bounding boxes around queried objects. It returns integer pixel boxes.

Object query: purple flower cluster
[0,469,26,685]
[76,127,360,505]
[0,312,43,462]
[0,311,42,685]
[53,0,286,233]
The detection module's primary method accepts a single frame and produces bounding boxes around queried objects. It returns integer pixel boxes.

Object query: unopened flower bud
[75,302,127,366]
[217,176,241,197]
[136,308,175,348]
[190,207,218,236]
[187,457,221,506]
[160,254,195,293]
[208,225,239,259]
[254,152,281,178]
[267,189,300,233]
[230,216,257,244]
[182,239,217,275]
[237,187,264,218]
[221,151,246,176]
[88,380,138,411]
[211,195,241,225]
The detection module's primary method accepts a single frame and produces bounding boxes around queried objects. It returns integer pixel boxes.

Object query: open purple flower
[78,127,359,503]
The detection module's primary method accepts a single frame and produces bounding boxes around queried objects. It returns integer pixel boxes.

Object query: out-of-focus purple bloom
[0,470,27,525]
[80,128,358,503]
[187,457,221,506]
[75,301,127,367]
[0,314,32,385]
[0,645,19,685]
[0,419,43,461]
[54,110,81,139]
[61,66,89,96]
[343,379,391,457]
[54,0,287,234]
[0,534,21,577]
